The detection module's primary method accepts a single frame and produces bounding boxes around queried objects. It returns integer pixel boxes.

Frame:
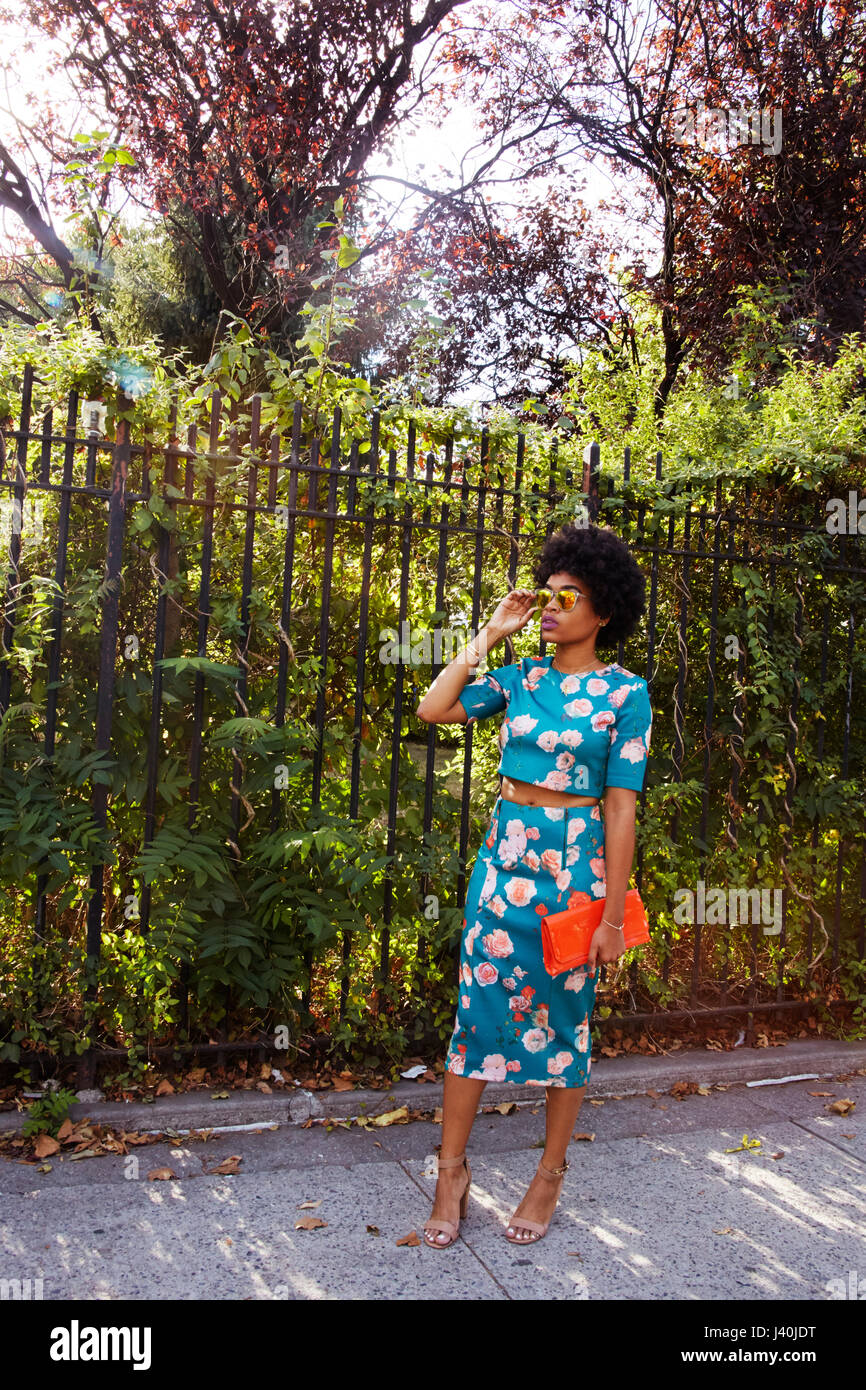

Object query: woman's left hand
[587,923,627,970]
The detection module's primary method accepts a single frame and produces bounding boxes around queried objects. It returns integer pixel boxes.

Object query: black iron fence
[1,364,864,1081]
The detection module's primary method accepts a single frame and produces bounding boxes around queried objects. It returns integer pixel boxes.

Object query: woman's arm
[415,589,537,723]
[415,621,505,723]
[587,787,637,968]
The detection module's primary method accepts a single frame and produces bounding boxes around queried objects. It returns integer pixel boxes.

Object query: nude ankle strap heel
[504,1158,569,1244]
[423,1151,472,1249]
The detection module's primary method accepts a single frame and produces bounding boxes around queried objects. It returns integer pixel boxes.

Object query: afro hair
[530,522,646,651]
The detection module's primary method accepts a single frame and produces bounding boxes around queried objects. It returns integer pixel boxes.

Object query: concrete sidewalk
[1,1039,864,1300]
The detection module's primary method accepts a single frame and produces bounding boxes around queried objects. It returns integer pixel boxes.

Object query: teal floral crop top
[455,656,652,796]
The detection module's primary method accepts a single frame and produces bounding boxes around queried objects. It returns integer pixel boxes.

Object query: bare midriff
[499,774,600,808]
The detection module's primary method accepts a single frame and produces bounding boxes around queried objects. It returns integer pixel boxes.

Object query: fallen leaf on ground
[56,1119,73,1141]
[572,1132,595,1141]
[36,1163,52,1173]
[295,1216,327,1230]
[147,1168,176,1181]
[433,1107,443,1123]
[588,1098,605,1106]
[770,1152,785,1159]
[255,1082,272,1094]
[494,1101,516,1115]
[208,1154,243,1175]
[297,1200,321,1209]
[396,1230,421,1246]
[828,1098,856,1115]
[696,1086,711,1095]
[156,1080,174,1096]
[371,1106,408,1126]
[645,1089,660,1099]
[33,1135,60,1159]
[367,1225,380,1235]
[211,1091,230,1100]
[713,1227,735,1235]
[332,1078,354,1091]
[724,1134,762,1153]
[807,1090,835,1097]
[68,1147,102,1161]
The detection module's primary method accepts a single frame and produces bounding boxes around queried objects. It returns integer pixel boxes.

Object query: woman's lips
[541,620,557,629]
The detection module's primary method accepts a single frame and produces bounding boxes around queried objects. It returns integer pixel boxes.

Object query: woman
[415,522,652,1248]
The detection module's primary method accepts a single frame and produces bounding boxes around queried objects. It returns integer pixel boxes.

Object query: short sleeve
[455,663,514,727]
[604,680,652,791]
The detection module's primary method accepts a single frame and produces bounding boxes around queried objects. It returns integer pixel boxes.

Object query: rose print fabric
[454,656,652,796]
[445,795,604,1086]
[442,659,653,1085]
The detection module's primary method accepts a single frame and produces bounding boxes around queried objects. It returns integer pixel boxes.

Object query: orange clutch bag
[541,888,650,977]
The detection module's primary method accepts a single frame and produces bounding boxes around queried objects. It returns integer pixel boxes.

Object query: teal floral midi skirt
[445,795,602,1087]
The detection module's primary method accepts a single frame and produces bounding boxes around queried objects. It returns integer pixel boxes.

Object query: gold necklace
[551,655,609,677]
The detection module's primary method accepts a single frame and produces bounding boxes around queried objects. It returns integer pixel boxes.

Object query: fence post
[582,439,601,522]
[78,389,132,1091]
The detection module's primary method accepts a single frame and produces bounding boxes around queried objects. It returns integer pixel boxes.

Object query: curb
[2,1038,864,1137]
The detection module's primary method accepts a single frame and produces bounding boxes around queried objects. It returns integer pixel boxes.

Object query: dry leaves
[147,1167,176,1181]
[396,1230,421,1246]
[370,1106,408,1126]
[572,1131,595,1142]
[206,1154,243,1176]
[33,1134,60,1159]
[295,1216,327,1231]
[828,1098,856,1115]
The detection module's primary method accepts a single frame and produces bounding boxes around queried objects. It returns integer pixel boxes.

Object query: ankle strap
[538,1158,569,1179]
[436,1151,467,1168]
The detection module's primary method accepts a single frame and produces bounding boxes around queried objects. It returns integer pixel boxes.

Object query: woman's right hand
[486,589,540,639]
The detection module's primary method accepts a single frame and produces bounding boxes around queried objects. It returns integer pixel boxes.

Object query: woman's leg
[505,1082,588,1242]
[425,1074,486,1245]
[440,1073,487,1156]
[542,1082,588,1165]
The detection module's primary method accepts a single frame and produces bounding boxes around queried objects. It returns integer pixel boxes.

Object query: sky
[0,5,655,401]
